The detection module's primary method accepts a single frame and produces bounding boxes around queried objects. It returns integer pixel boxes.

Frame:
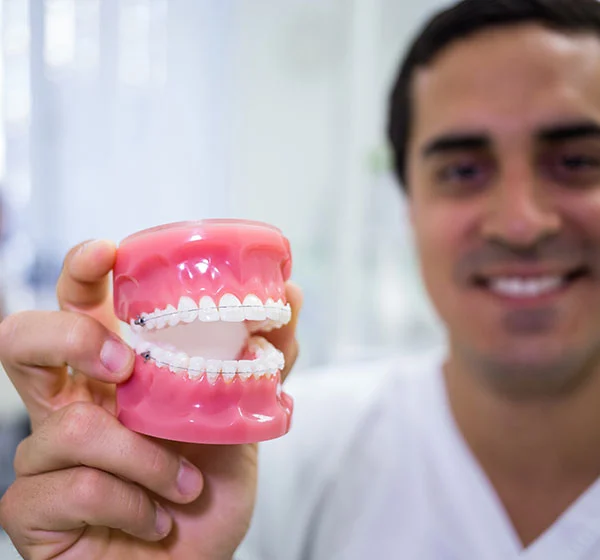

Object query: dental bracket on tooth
[133,336,285,382]
[131,294,292,331]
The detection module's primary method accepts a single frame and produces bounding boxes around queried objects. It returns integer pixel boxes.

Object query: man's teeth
[135,336,285,383]
[488,276,563,298]
[132,293,292,331]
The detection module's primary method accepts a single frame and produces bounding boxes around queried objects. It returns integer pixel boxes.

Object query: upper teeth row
[489,276,563,298]
[131,294,292,330]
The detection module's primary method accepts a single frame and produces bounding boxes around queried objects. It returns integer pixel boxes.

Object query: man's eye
[561,154,600,170]
[438,164,483,183]
[546,151,600,187]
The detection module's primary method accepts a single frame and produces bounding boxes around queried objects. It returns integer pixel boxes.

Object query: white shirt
[236,348,600,560]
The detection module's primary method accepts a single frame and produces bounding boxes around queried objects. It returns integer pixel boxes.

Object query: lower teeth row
[141,354,279,381]
[134,342,284,381]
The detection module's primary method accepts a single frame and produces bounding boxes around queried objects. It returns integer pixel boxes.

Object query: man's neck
[444,354,600,547]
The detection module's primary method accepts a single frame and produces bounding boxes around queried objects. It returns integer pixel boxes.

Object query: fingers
[0,467,174,547]
[262,281,303,381]
[56,239,120,332]
[0,310,134,426]
[14,402,204,505]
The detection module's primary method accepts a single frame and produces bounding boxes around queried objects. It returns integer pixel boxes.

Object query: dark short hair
[387,0,600,191]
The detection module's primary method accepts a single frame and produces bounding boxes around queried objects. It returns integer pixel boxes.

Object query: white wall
[0,0,454,415]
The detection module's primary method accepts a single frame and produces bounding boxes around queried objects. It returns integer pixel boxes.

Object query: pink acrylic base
[116,347,294,445]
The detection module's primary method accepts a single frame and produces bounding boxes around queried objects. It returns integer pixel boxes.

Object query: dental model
[113,219,294,444]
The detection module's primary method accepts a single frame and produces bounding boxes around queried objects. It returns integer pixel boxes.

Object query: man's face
[407,24,600,390]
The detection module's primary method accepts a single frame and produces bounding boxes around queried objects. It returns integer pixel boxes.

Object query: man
[2,0,600,558]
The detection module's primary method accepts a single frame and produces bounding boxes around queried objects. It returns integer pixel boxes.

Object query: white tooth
[243,294,267,320]
[490,276,562,298]
[153,308,168,329]
[206,359,221,372]
[259,321,276,332]
[166,304,179,327]
[130,319,142,334]
[265,298,278,320]
[135,340,153,355]
[266,352,280,375]
[255,336,273,353]
[178,296,198,323]
[143,311,156,330]
[188,356,205,379]
[265,352,279,375]
[281,303,292,324]
[222,360,238,374]
[162,349,175,367]
[152,347,168,368]
[274,299,285,322]
[530,286,542,296]
[546,277,562,290]
[198,296,220,322]
[238,360,254,381]
[206,372,220,384]
[170,352,189,373]
[206,360,222,384]
[219,294,245,322]
[222,360,238,382]
[253,359,266,379]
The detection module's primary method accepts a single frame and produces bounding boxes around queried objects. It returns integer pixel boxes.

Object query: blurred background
[0,0,454,492]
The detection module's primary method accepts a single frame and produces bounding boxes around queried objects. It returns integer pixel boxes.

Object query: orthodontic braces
[134,304,286,327]
[138,350,276,376]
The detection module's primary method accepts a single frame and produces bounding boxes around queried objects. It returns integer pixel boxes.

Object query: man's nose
[481,169,561,247]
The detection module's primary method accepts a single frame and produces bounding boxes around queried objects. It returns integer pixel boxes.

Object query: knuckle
[64,313,97,361]
[0,311,27,357]
[0,487,10,527]
[147,445,176,482]
[13,436,31,476]
[125,486,151,524]
[0,481,21,531]
[58,402,104,449]
[69,467,107,509]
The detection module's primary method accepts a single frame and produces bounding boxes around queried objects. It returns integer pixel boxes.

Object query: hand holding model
[0,220,302,560]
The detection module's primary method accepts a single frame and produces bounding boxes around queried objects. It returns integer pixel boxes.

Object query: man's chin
[463,343,596,399]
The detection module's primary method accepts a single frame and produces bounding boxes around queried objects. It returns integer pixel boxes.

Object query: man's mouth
[472,266,590,300]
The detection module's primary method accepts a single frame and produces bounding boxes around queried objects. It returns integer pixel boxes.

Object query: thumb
[56,240,120,333]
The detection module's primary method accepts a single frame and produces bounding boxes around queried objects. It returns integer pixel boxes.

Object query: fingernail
[155,503,172,536]
[177,459,203,497]
[100,337,132,374]
[76,239,101,256]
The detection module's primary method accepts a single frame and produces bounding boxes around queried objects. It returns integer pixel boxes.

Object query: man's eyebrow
[537,121,600,142]
[421,133,490,159]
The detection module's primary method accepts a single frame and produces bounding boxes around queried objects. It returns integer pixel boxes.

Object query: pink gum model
[113,219,294,444]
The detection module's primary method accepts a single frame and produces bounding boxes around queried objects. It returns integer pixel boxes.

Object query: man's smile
[470,265,591,307]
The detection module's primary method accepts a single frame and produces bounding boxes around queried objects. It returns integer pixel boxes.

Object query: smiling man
[243,1,600,557]
[3,1,600,559]
[399,5,600,548]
